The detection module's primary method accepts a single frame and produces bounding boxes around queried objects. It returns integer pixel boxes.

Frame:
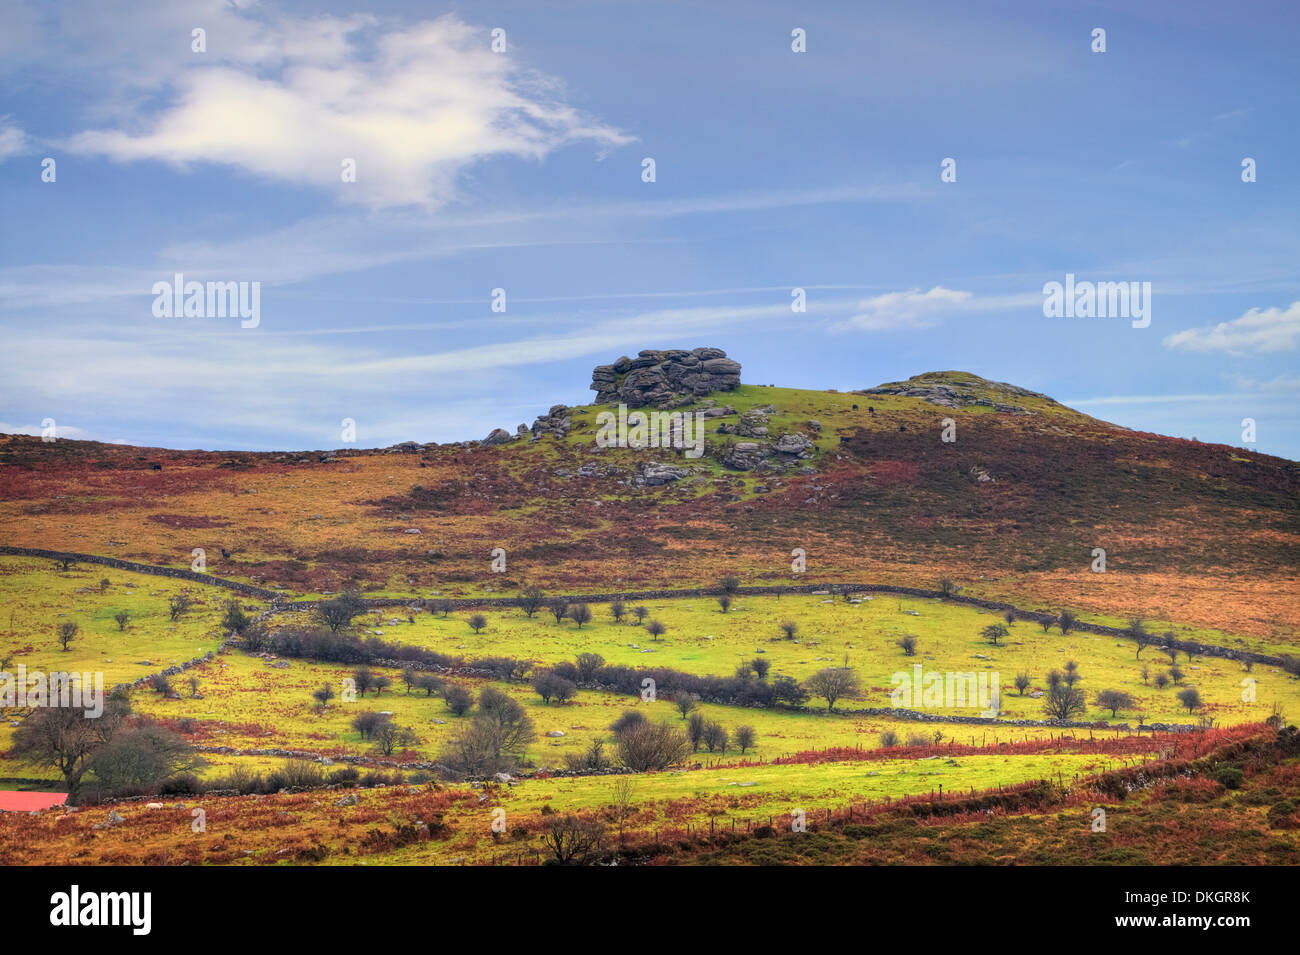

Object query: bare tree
[56,621,78,652]
[540,814,606,865]
[610,777,636,852]
[616,720,690,771]
[575,653,605,682]
[1095,689,1135,717]
[981,623,1008,646]
[734,725,757,754]
[468,613,488,633]
[780,621,798,640]
[168,592,195,622]
[1014,672,1032,696]
[312,683,334,707]
[519,586,545,618]
[113,610,130,632]
[569,603,593,629]
[645,619,666,641]
[804,667,860,711]
[1042,683,1086,720]
[11,698,131,799]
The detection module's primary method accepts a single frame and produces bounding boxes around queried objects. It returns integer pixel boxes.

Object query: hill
[1,350,1296,643]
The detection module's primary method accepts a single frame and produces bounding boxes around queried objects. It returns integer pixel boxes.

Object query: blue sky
[1,0,1297,457]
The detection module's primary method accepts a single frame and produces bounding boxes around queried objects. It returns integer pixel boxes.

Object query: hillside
[1,351,1297,643]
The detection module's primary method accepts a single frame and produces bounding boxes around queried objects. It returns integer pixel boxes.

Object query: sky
[0,0,1297,458]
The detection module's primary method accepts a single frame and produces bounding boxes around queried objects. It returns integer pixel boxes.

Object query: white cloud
[837,286,973,331]
[65,13,631,209]
[1163,301,1300,354]
[0,119,27,160]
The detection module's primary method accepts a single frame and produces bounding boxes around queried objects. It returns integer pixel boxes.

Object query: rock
[774,433,814,456]
[494,773,513,783]
[107,810,125,825]
[723,442,767,471]
[638,462,689,486]
[856,373,1045,415]
[735,411,770,437]
[590,347,742,408]
[482,428,513,446]
[531,405,572,439]
[145,802,163,810]
[545,730,566,738]
[335,794,358,807]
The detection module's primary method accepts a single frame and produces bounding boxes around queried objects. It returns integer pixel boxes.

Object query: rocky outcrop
[530,405,572,439]
[591,347,741,408]
[481,428,513,446]
[723,442,768,471]
[857,372,1052,414]
[774,433,814,457]
[636,462,691,486]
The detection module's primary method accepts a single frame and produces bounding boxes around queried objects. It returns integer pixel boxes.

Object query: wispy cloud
[64,13,631,209]
[0,118,26,160]
[1163,301,1300,354]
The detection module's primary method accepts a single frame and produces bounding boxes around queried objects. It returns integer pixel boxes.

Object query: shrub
[615,720,690,772]
[734,725,757,754]
[159,772,203,795]
[1177,686,1202,713]
[610,710,648,735]
[1213,766,1244,790]
[1266,800,1299,829]
[444,684,473,716]
[540,814,606,865]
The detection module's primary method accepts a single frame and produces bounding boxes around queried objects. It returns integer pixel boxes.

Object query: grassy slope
[0,372,1295,641]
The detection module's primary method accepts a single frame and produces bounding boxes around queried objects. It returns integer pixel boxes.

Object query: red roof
[0,791,68,812]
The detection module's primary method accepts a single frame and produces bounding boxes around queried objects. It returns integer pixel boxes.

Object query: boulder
[774,433,814,456]
[530,405,572,439]
[638,462,689,486]
[482,428,513,446]
[724,442,767,471]
[590,347,742,408]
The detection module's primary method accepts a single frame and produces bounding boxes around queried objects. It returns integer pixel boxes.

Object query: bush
[159,772,203,795]
[1266,799,1299,829]
[327,766,360,786]
[444,684,473,716]
[279,758,326,789]
[1213,766,1244,790]
[616,720,690,771]
[879,730,899,747]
